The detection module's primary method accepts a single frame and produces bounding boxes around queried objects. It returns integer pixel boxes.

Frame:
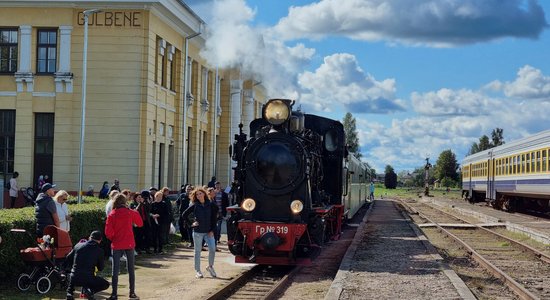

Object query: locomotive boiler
[227,99,363,265]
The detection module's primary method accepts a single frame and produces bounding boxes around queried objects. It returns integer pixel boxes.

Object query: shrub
[0,201,106,280]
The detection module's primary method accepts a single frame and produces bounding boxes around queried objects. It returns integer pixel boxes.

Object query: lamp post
[78,9,101,204]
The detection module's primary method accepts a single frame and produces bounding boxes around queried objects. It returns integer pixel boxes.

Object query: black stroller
[20,187,37,206]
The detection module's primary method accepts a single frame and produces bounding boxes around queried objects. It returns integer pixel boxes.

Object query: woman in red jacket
[105,193,143,300]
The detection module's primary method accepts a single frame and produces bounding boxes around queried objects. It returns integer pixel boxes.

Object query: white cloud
[411,88,496,116]
[272,0,548,46]
[501,65,550,99]
[298,53,405,113]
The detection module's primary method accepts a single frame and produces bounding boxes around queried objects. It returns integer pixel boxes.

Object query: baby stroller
[20,187,37,206]
[11,225,73,294]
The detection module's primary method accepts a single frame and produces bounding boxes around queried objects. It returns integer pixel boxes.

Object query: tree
[369,168,376,181]
[491,128,505,147]
[384,165,397,189]
[468,142,479,155]
[434,149,459,182]
[468,128,505,155]
[478,135,491,151]
[343,112,361,159]
[413,166,435,187]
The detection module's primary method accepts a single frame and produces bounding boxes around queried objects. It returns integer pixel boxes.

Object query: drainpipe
[213,67,219,177]
[182,31,201,185]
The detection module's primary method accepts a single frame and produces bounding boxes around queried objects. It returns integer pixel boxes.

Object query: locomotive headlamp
[264,99,290,125]
[290,200,304,214]
[242,198,256,212]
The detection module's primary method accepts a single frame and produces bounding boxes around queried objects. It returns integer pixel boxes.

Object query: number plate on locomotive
[255,224,289,235]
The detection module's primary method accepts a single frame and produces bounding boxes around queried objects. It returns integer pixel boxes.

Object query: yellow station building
[0,0,266,206]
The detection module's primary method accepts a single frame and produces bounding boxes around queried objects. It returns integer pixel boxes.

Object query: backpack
[5,180,10,190]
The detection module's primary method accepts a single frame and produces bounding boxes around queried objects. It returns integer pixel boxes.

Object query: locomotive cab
[227,99,347,265]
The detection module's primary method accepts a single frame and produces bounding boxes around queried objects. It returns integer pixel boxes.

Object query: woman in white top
[9,172,19,208]
[54,190,72,231]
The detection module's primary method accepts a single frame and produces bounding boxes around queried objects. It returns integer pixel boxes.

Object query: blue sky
[188,0,550,173]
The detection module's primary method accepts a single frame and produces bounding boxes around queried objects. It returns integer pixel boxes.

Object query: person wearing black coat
[65,231,109,300]
[212,181,230,244]
[181,187,219,278]
[176,184,192,242]
[150,191,170,254]
[130,191,152,254]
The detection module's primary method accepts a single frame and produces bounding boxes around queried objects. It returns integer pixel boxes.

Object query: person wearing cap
[65,231,109,300]
[34,183,60,237]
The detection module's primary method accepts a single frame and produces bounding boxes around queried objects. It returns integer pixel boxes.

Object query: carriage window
[324,129,338,152]
[528,152,532,173]
[537,151,541,172]
[543,150,547,172]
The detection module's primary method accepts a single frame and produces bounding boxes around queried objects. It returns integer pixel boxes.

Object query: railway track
[400,200,550,300]
[206,265,297,300]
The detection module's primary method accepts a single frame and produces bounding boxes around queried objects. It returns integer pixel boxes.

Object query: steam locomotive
[227,99,367,265]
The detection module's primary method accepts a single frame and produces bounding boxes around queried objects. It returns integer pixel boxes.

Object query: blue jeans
[192,231,215,272]
[215,219,223,243]
[111,249,135,296]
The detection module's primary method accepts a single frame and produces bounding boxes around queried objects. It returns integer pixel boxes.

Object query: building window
[0,110,16,184]
[37,29,57,73]
[159,122,165,136]
[169,49,177,91]
[156,37,166,86]
[0,29,18,73]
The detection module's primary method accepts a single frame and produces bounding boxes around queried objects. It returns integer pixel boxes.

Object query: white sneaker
[121,255,127,262]
[195,271,204,278]
[206,266,217,278]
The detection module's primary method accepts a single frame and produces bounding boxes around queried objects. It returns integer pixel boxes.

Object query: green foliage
[434,149,459,182]
[440,177,455,188]
[469,128,505,155]
[491,128,505,147]
[0,202,106,280]
[343,112,362,159]
[384,165,398,189]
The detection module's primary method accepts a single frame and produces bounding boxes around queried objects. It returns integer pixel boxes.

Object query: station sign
[77,11,142,27]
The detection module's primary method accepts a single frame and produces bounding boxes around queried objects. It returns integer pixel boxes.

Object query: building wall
[0,1,266,204]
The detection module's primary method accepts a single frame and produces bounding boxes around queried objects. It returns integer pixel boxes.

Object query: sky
[187,0,550,173]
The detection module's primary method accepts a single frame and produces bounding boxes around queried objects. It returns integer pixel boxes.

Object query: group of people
[31,175,231,299]
[6,172,54,209]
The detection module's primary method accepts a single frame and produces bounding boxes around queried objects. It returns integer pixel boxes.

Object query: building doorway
[33,113,54,188]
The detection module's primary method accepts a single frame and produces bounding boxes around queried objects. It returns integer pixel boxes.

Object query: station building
[0,0,266,206]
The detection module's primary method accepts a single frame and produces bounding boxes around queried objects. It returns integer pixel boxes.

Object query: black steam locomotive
[227,99,364,265]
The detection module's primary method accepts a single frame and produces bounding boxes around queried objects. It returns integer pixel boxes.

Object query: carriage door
[487,156,496,201]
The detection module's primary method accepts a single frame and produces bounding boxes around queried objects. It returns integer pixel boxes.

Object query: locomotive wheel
[17,273,32,291]
[310,217,325,246]
[36,276,52,294]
